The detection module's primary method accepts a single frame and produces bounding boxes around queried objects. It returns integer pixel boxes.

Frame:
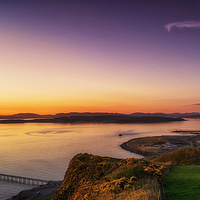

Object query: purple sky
[0,0,200,114]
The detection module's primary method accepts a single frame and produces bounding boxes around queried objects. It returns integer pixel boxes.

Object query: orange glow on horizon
[0,100,199,115]
[1,15,200,116]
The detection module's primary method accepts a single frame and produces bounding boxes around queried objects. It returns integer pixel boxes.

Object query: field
[164,166,200,200]
[120,136,191,157]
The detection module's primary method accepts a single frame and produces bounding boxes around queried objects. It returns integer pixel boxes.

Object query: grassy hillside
[152,147,200,199]
[164,166,200,200]
[51,153,166,200]
[153,147,200,165]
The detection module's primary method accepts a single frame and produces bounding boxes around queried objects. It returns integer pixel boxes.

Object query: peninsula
[120,131,200,158]
[0,113,185,124]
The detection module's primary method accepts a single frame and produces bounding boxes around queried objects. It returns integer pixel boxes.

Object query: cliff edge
[51,153,165,200]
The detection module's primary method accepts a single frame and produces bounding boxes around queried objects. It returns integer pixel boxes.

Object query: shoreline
[9,129,199,199]
[120,134,200,159]
[8,181,62,200]
[120,140,152,157]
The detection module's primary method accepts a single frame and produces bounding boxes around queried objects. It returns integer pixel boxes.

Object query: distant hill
[52,115,184,124]
[0,111,197,119]
[0,112,122,119]
[0,113,185,124]
[10,113,54,119]
[0,113,54,119]
[54,112,124,118]
[130,112,200,118]
[153,147,200,165]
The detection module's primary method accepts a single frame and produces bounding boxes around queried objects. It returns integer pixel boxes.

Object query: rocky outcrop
[51,153,165,200]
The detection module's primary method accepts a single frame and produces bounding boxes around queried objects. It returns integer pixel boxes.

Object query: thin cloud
[165,21,200,32]
[186,103,200,107]
[192,103,200,106]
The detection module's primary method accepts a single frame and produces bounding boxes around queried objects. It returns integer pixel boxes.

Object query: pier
[0,173,48,186]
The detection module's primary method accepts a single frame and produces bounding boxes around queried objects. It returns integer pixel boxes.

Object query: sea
[1,118,200,199]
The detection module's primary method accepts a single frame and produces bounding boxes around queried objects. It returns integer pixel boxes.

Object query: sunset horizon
[1,110,200,116]
[1,1,200,115]
[1,1,200,199]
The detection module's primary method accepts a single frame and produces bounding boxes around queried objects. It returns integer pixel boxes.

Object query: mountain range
[0,112,199,119]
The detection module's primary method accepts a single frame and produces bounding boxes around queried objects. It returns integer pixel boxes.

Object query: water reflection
[0,119,199,181]
[1,119,200,199]
[25,128,76,136]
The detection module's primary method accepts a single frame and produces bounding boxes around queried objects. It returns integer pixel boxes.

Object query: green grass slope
[152,147,200,199]
[164,166,200,200]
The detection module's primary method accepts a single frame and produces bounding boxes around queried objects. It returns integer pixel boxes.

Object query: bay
[1,118,199,199]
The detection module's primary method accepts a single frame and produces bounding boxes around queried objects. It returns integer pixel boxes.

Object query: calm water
[1,118,200,199]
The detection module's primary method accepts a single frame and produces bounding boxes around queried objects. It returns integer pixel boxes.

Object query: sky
[1,0,200,114]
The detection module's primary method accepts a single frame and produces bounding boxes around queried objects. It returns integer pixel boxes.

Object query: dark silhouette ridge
[0,115,184,124]
[0,112,199,120]
[130,112,200,118]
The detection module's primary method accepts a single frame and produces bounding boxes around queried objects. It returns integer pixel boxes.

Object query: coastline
[10,132,200,199]
[120,141,151,157]
[8,181,62,200]
[120,134,200,159]
[0,116,185,124]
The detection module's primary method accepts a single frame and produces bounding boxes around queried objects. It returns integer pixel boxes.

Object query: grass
[164,165,200,200]
[153,147,200,165]
[126,136,168,156]
[128,137,165,147]
[139,146,166,153]
[51,153,165,200]
[97,179,161,200]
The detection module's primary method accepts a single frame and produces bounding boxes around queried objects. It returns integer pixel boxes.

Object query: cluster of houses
[142,142,177,149]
